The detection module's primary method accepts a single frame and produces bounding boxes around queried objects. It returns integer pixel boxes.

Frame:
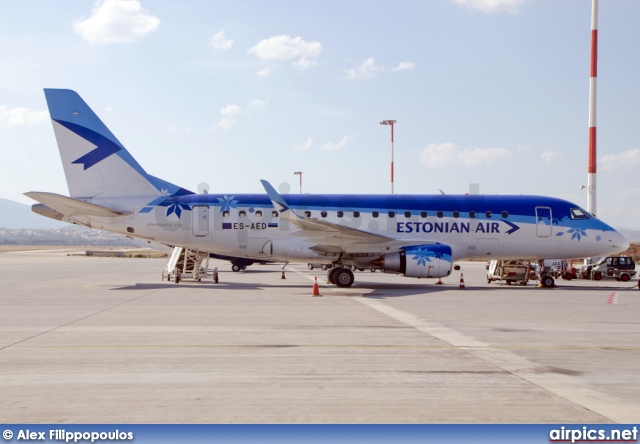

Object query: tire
[231,264,241,272]
[308,264,314,270]
[327,267,339,285]
[563,272,573,281]
[321,265,328,271]
[593,271,602,281]
[370,268,376,273]
[541,276,554,288]
[620,273,630,282]
[506,280,512,285]
[334,268,355,288]
[174,272,180,284]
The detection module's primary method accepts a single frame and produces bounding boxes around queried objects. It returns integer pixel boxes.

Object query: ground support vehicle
[162,247,212,283]
[587,256,636,282]
[487,260,531,286]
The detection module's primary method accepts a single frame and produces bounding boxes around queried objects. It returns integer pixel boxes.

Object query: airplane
[26,89,630,289]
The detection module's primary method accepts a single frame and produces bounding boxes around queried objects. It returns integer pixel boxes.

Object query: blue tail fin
[44,89,192,199]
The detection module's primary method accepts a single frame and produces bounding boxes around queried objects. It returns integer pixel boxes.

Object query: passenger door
[535,207,552,237]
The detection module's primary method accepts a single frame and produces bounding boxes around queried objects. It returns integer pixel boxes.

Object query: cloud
[74,0,160,44]
[344,57,383,80]
[0,106,48,128]
[540,150,560,164]
[419,142,513,167]
[249,35,321,69]
[452,0,525,14]
[392,61,415,73]
[321,135,356,151]
[602,149,640,171]
[296,137,313,151]
[255,67,271,78]
[218,100,266,129]
[209,30,233,50]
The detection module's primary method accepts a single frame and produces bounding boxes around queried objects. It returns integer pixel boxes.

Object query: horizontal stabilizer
[24,191,130,218]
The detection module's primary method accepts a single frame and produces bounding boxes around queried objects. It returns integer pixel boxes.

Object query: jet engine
[381,244,452,278]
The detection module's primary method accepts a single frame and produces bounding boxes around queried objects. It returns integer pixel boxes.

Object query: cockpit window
[570,208,588,219]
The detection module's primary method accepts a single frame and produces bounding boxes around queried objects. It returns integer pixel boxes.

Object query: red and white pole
[587,0,598,216]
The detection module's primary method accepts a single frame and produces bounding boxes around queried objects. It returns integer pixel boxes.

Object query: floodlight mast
[293,171,302,194]
[380,120,396,194]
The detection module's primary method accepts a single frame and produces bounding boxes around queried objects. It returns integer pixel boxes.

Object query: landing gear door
[192,206,210,237]
[535,207,552,238]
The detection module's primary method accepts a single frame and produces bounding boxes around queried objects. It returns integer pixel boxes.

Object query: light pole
[380,120,396,194]
[293,171,302,194]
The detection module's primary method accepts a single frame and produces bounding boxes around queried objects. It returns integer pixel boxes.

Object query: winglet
[260,180,299,220]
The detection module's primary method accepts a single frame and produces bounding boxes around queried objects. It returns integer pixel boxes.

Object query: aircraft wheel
[231,264,241,272]
[541,275,554,288]
[327,267,339,284]
[620,273,631,282]
[334,268,355,288]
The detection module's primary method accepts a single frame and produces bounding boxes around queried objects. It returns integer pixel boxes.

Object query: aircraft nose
[614,231,630,252]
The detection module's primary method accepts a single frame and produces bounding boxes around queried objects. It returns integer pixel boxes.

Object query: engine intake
[382,244,453,278]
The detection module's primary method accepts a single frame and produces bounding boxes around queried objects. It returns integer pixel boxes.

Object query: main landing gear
[327,267,355,288]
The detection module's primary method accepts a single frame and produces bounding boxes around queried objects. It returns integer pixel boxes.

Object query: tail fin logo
[55,120,122,170]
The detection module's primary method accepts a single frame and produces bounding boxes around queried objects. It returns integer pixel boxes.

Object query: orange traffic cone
[435,277,443,285]
[459,273,465,289]
[312,276,322,297]
[281,270,286,279]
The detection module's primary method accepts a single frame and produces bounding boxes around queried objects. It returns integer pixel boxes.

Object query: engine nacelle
[383,244,453,278]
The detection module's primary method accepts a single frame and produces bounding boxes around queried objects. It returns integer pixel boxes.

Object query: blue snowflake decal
[158,200,191,218]
[596,235,602,242]
[249,207,255,213]
[567,227,587,241]
[217,195,239,213]
[410,247,436,266]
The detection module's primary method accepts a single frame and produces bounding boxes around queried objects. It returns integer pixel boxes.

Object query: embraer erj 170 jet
[26,89,629,288]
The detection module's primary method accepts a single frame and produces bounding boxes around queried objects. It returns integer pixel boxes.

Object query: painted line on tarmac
[607,292,619,304]
[355,296,634,423]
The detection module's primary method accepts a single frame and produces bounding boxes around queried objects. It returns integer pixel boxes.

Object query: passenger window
[304,211,311,218]
[469,211,476,218]
[485,211,492,218]
[321,210,328,218]
[437,211,443,218]
[223,211,229,218]
[420,211,427,218]
[453,211,459,218]
[239,210,246,217]
[353,211,360,218]
[388,211,395,218]
[271,211,278,218]
[404,211,411,218]
[337,211,344,218]
[255,210,262,217]
[372,211,379,218]
[501,211,508,218]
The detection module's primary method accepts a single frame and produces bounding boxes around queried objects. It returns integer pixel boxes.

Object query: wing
[260,180,432,254]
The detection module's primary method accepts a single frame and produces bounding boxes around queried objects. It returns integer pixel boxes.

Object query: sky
[1,0,640,228]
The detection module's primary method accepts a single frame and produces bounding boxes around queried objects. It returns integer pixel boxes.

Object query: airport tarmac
[1,249,639,424]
